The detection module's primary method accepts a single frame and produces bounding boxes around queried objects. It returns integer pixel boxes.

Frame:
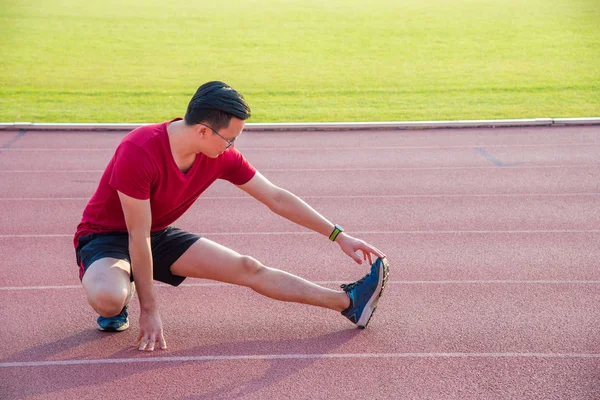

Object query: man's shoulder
[221,147,245,161]
[112,120,174,169]
[121,121,168,148]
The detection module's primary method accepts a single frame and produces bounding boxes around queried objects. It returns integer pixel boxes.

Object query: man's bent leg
[170,238,350,311]
[81,257,133,318]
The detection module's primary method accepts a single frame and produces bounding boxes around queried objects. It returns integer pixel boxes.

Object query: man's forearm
[270,189,335,237]
[128,235,157,311]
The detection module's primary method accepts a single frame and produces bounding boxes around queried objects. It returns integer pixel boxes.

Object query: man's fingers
[138,334,149,351]
[148,334,156,351]
[356,243,381,262]
[366,251,373,265]
[360,249,372,265]
[363,243,385,259]
[343,237,385,265]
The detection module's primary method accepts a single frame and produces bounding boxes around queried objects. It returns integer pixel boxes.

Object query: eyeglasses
[198,123,235,149]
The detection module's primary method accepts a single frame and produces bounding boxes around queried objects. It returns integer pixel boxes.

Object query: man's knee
[83,268,130,317]
[86,287,129,317]
[239,255,264,282]
[81,258,131,316]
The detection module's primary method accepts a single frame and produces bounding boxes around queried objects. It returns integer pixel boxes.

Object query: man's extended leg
[81,257,134,331]
[170,238,351,311]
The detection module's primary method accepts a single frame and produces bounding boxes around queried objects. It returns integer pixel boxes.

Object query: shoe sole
[97,320,129,332]
[356,257,390,329]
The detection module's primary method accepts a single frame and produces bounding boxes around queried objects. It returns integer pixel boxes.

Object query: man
[74,81,389,352]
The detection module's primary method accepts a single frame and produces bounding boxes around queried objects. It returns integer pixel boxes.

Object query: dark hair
[184,81,251,130]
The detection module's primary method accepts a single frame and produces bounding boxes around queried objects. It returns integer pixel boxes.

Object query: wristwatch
[329,224,344,242]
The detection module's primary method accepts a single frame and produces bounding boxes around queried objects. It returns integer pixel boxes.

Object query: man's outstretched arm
[237,172,386,264]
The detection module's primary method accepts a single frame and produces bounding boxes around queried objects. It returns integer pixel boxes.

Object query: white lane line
[1,193,599,201]
[2,352,599,368]
[1,170,105,173]
[0,285,84,290]
[179,280,600,286]
[0,198,89,201]
[2,230,600,239]
[0,234,74,238]
[2,280,600,291]
[2,143,599,151]
[1,164,599,173]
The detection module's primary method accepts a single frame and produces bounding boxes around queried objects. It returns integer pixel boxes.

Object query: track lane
[2,144,599,171]
[1,285,599,362]
[2,167,600,198]
[1,195,599,235]
[1,232,599,287]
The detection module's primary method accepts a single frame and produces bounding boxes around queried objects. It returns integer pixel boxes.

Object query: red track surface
[1,126,599,399]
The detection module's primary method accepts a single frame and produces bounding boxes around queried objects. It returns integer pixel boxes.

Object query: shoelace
[340,272,371,292]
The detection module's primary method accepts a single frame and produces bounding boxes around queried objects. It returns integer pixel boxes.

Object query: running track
[0,126,599,399]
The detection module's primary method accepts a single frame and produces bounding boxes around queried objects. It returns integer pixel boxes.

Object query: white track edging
[0,118,599,132]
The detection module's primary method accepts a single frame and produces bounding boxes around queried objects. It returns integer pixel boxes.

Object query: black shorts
[75,226,201,287]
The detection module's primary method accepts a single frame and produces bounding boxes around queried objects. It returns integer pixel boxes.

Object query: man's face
[199,117,245,157]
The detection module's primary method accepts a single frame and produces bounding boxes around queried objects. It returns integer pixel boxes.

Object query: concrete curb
[0,118,599,132]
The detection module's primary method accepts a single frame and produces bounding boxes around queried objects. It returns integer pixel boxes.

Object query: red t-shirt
[73,118,256,247]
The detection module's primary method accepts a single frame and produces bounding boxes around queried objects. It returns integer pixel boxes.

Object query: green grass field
[1,0,599,123]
